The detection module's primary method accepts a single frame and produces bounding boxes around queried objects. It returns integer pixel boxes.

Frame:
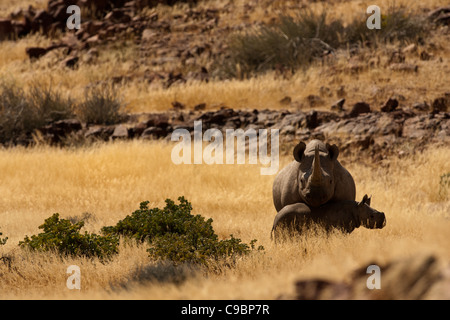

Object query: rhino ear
[359,194,370,206]
[293,142,306,162]
[326,143,339,160]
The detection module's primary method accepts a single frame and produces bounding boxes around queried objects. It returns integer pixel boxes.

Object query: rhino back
[331,161,356,202]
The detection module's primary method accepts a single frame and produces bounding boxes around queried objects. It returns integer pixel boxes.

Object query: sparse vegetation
[219,6,428,78]
[0,80,74,143]
[76,83,127,125]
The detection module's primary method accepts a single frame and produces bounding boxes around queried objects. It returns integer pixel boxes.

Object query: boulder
[112,124,129,139]
[349,102,371,118]
[381,98,399,112]
[0,19,13,41]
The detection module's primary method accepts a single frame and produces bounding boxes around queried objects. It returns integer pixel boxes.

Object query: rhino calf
[272,195,386,239]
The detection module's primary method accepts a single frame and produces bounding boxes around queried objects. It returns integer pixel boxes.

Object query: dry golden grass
[0,141,449,299]
[0,0,449,299]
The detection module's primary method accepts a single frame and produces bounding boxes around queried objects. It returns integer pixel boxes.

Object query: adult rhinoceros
[273,140,356,211]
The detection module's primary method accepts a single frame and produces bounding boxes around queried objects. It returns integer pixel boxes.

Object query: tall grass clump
[219,5,428,78]
[0,81,74,144]
[76,83,127,125]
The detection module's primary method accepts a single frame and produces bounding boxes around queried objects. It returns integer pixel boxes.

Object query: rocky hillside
[0,0,449,159]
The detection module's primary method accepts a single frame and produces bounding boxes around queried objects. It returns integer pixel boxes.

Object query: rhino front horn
[311,145,322,185]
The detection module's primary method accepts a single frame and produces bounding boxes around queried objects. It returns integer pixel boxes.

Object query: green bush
[103,197,264,266]
[19,213,119,260]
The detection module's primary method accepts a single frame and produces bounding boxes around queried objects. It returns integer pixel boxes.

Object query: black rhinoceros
[273,140,356,211]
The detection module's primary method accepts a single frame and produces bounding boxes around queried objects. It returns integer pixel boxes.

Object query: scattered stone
[62,56,79,68]
[381,98,399,112]
[432,96,448,113]
[194,103,206,111]
[112,124,128,139]
[349,102,371,118]
[0,19,13,41]
[331,98,345,112]
[402,43,417,54]
[389,63,419,72]
[171,101,186,110]
[279,96,292,105]
[25,46,50,59]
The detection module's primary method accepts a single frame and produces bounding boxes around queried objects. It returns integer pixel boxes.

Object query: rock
[305,111,318,129]
[25,46,50,59]
[84,125,114,140]
[141,126,167,139]
[41,119,82,137]
[412,102,430,112]
[402,43,417,54]
[432,96,448,113]
[281,125,295,135]
[62,56,79,68]
[331,98,345,112]
[349,102,371,118]
[389,63,418,72]
[112,124,129,139]
[0,19,13,41]
[279,96,292,105]
[145,113,170,129]
[194,103,206,111]
[31,9,53,34]
[381,98,399,112]
[171,101,185,110]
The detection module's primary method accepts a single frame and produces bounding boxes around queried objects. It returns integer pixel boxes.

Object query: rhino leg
[272,203,312,240]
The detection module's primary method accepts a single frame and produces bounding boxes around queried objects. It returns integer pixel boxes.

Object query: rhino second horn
[311,145,322,185]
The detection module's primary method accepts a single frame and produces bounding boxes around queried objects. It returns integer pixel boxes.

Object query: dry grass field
[0,0,449,300]
[0,141,449,299]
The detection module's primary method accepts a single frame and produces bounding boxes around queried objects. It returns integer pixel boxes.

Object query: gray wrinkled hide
[273,140,356,211]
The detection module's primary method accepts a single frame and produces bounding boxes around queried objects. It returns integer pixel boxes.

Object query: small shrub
[219,10,339,78]
[77,83,126,125]
[103,197,264,266]
[218,6,428,78]
[0,81,74,143]
[19,213,119,260]
[27,82,75,123]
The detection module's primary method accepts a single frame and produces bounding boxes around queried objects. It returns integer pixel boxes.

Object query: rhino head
[356,194,386,229]
[293,140,339,207]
